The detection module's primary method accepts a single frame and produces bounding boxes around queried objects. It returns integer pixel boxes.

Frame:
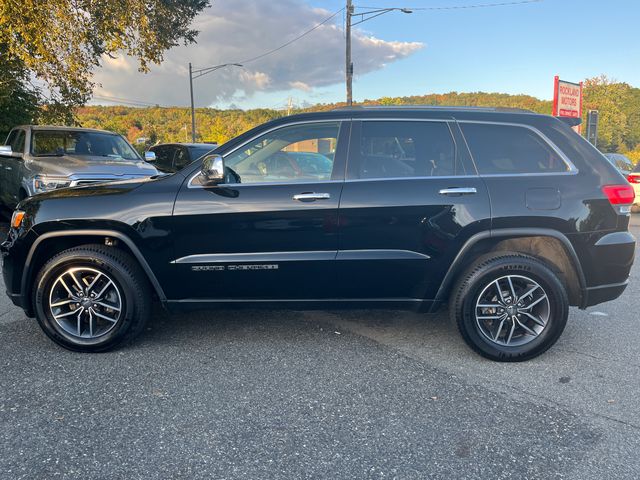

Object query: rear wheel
[450,253,568,362]
[33,245,151,352]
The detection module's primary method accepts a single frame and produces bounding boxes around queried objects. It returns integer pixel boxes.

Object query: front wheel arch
[22,230,166,316]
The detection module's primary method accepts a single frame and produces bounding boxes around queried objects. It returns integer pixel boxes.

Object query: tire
[450,253,568,362]
[33,245,152,352]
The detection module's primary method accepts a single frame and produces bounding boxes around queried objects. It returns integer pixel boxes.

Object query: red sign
[553,76,583,118]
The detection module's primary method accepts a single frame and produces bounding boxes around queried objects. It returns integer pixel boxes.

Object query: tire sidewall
[458,257,568,361]
[34,252,138,352]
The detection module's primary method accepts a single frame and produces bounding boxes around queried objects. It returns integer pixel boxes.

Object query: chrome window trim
[187,116,578,189]
[187,118,348,189]
[456,120,578,175]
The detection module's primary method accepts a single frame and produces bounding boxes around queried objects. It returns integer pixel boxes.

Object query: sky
[91,0,640,110]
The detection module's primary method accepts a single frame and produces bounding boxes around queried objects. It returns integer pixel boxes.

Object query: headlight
[33,175,71,194]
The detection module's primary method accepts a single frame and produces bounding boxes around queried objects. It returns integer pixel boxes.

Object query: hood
[28,154,158,177]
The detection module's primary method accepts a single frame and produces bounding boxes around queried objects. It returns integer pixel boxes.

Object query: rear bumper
[578,230,635,308]
[582,280,629,308]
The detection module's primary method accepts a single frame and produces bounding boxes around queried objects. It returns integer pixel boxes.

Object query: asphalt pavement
[1,215,639,479]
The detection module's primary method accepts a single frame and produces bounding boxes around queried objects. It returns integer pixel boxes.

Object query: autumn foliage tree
[0,0,209,129]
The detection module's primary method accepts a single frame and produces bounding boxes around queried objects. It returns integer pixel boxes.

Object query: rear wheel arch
[22,230,166,315]
[436,229,586,307]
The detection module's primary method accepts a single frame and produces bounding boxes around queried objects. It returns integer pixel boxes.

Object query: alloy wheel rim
[475,275,550,347]
[48,267,123,339]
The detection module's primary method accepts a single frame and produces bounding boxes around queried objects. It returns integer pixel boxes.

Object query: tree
[0,45,41,138]
[0,0,210,117]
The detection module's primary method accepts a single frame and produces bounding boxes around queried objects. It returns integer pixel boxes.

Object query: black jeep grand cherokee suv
[2,107,636,361]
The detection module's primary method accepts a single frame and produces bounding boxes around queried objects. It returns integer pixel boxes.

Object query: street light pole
[188,62,243,142]
[189,62,196,142]
[346,0,353,106]
[345,3,412,106]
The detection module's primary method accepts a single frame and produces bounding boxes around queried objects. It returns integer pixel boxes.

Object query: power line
[356,0,542,11]
[238,7,345,65]
[91,94,159,107]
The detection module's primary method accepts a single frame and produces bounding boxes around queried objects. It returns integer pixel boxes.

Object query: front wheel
[450,253,569,362]
[33,245,152,352]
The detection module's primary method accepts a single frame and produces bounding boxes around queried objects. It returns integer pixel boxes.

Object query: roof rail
[332,105,534,113]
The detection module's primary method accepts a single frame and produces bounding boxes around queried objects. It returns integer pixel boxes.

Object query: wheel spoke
[92,309,119,323]
[507,276,517,301]
[505,320,516,345]
[68,271,84,293]
[58,278,74,297]
[76,307,84,336]
[519,284,539,300]
[50,299,73,308]
[95,301,121,312]
[477,304,502,309]
[53,308,80,320]
[477,315,504,320]
[493,315,508,341]
[494,279,506,303]
[522,294,547,310]
[88,308,94,337]
[516,318,538,337]
[95,280,114,299]
[85,272,102,293]
[520,311,546,327]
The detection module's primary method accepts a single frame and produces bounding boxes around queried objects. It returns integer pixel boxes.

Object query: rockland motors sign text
[553,76,583,118]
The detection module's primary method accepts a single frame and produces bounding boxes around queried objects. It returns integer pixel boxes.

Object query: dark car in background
[1,107,636,361]
[149,143,217,173]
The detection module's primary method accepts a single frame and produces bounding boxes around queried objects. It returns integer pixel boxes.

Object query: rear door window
[351,121,463,179]
[461,123,569,175]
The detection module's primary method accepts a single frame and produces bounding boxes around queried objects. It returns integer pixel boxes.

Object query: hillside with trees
[72,76,640,164]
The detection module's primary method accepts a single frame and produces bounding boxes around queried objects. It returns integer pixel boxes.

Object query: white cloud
[92,0,424,107]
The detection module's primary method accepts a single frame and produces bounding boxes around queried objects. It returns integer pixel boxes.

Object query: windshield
[31,130,140,161]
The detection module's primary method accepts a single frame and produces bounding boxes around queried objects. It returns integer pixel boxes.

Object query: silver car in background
[0,125,158,209]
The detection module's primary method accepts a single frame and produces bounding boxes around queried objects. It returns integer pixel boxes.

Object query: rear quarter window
[461,123,569,175]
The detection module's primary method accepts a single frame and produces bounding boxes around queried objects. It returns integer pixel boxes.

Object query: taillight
[627,174,639,184]
[602,184,635,205]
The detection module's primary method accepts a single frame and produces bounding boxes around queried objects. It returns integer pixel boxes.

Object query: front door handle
[5,166,12,171]
[439,187,477,196]
[293,192,331,201]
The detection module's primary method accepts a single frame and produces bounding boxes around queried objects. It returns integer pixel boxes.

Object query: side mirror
[144,151,157,162]
[0,145,12,156]
[201,154,225,184]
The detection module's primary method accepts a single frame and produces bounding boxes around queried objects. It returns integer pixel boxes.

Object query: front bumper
[1,227,35,313]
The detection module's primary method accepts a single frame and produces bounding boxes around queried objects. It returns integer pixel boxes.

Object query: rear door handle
[439,187,477,196]
[293,192,331,201]
[5,167,11,171]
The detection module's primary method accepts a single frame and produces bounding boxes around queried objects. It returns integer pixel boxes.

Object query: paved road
[1,215,639,479]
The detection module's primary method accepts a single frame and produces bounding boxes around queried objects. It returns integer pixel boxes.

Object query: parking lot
[0,216,639,479]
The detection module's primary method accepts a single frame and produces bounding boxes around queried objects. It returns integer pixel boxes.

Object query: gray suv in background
[0,125,158,209]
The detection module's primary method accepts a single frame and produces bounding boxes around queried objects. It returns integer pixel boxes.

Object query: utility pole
[344,3,411,106]
[346,0,353,106]
[188,62,243,143]
[189,63,196,142]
